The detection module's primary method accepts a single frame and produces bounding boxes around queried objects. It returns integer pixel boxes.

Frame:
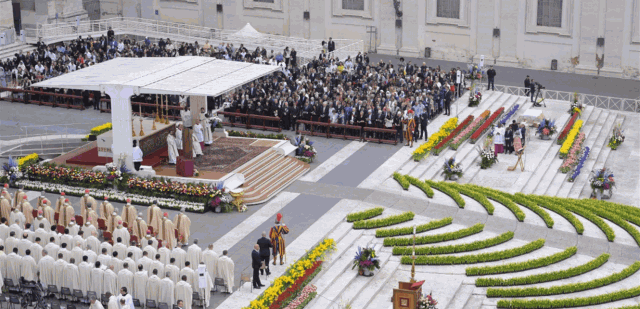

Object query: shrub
[449,183,494,215]
[496,284,640,308]
[526,194,584,235]
[477,253,609,287]
[384,223,484,247]
[393,172,410,190]
[353,211,415,229]
[393,231,514,255]
[90,122,113,135]
[376,217,452,238]
[425,180,465,208]
[401,239,545,265]
[405,175,434,197]
[509,193,554,228]
[346,207,384,222]
[544,196,614,241]
[466,246,577,276]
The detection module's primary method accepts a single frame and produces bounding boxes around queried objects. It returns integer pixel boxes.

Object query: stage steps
[240,149,309,205]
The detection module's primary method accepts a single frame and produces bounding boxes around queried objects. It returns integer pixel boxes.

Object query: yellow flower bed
[559,119,583,157]
[18,153,39,169]
[412,117,458,161]
[90,122,113,135]
[246,238,336,309]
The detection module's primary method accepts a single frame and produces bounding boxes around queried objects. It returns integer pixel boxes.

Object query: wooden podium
[393,281,423,309]
[176,156,194,177]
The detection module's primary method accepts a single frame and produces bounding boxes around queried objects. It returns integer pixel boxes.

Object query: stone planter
[539,134,551,140]
[214,205,222,213]
[358,268,374,277]
[445,174,459,181]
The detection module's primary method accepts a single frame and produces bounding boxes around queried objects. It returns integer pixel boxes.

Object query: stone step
[568,111,619,199]
[446,283,476,309]
[243,160,309,204]
[237,150,280,176]
[244,155,289,184]
[463,295,485,309]
[349,260,401,308]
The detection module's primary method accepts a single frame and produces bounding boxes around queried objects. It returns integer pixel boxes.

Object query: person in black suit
[419,112,428,140]
[252,244,264,289]
[444,87,452,116]
[328,38,336,53]
[257,232,273,276]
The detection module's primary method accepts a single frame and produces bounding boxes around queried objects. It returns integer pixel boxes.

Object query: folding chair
[98,218,107,231]
[131,235,138,245]
[51,303,61,309]
[47,284,59,298]
[239,273,252,292]
[67,305,76,309]
[146,299,157,309]
[158,302,169,309]
[101,294,109,306]
[54,212,60,223]
[73,289,84,302]
[87,291,98,303]
[215,277,229,293]
[56,225,65,234]
[0,293,8,309]
[60,287,72,301]
[8,296,19,309]
[103,231,112,242]
[123,222,128,228]
[32,210,38,219]
[192,291,202,307]
[148,226,154,236]
[75,215,84,226]
[172,305,179,309]
[133,298,141,308]
[4,279,19,294]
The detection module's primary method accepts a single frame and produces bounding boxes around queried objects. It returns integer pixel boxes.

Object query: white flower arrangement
[15,180,206,212]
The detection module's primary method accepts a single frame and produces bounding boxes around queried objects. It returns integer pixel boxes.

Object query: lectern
[393,280,423,309]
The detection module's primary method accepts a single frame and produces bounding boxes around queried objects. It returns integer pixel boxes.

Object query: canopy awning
[32,57,280,96]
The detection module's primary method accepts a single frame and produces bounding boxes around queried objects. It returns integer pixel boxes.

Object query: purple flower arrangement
[569,147,589,182]
[500,104,520,126]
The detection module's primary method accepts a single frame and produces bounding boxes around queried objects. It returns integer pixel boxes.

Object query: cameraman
[529,79,537,103]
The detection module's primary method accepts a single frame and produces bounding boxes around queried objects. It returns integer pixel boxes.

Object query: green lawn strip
[346,207,384,222]
[401,239,545,265]
[544,197,615,242]
[405,175,435,198]
[466,246,577,276]
[466,184,525,221]
[576,200,640,247]
[488,261,640,298]
[527,194,584,235]
[393,231,514,256]
[477,253,609,287]
[384,223,484,246]
[424,180,465,208]
[393,172,410,190]
[496,284,640,309]
[353,211,415,229]
[449,183,495,215]
[509,193,554,228]
[376,217,452,238]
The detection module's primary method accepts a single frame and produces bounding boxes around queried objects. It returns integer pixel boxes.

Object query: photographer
[529,79,536,103]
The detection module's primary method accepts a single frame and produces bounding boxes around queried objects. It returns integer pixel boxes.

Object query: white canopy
[233,23,264,39]
[32,57,280,96]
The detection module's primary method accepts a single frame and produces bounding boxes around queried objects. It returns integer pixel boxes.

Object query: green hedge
[488,261,640,298]
[543,196,615,242]
[466,246,577,276]
[425,180,465,208]
[346,207,384,222]
[477,253,609,287]
[497,284,640,308]
[450,183,495,215]
[384,223,484,247]
[376,217,452,238]
[465,185,525,221]
[401,239,545,265]
[405,175,434,198]
[509,193,554,228]
[576,200,640,246]
[353,211,415,229]
[527,194,584,235]
[393,172,410,190]
[393,231,514,256]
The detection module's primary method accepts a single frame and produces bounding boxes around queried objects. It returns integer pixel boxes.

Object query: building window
[436,0,460,19]
[254,0,275,3]
[342,0,365,10]
[537,0,562,27]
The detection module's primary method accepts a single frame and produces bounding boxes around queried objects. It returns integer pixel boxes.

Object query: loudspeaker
[396,19,402,28]
[424,47,431,58]
[597,37,605,47]
[303,11,310,20]
[493,28,500,37]
[216,4,223,12]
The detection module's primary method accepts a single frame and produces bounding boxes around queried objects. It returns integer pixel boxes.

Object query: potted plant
[293,135,317,163]
[352,246,380,276]
[569,92,583,116]
[608,123,625,150]
[589,167,615,199]
[441,158,463,181]
[476,138,498,169]
[536,119,557,140]
[418,292,439,309]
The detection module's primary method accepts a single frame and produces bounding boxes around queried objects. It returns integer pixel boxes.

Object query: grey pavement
[317,142,399,187]
[369,54,640,100]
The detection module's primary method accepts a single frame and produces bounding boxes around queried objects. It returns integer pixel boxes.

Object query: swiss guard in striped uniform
[269,213,289,265]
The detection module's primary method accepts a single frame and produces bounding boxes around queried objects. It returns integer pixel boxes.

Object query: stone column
[378,0,397,55]
[102,84,137,172]
[399,0,420,57]
[496,0,519,66]
[575,0,600,74]
[0,0,14,30]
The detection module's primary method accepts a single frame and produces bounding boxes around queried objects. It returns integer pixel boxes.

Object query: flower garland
[14,180,207,212]
[476,137,498,169]
[559,133,585,173]
[229,130,289,140]
[282,285,317,309]
[589,167,615,194]
[450,110,490,150]
[536,119,557,138]
[559,120,583,158]
[246,238,335,309]
[569,147,590,182]
[469,91,482,107]
[1,157,21,184]
[418,292,439,309]
[500,104,520,126]
[607,123,625,150]
[442,157,463,180]
[433,115,474,155]
[569,92,583,116]
[557,113,579,145]
[90,122,113,135]
[412,118,458,161]
[18,153,39,169]
[470,108,504,144]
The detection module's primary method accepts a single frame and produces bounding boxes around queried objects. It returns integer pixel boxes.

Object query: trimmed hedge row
[526,194,584,235]
[496,284,640,309]
[477,253,609,287]
[405,175,435,198]
[384,223,484,247]
[425,180,465,208]
[466,246,577,276]
[346,207,384,222]
[376,217,452,238]
[509,193,554,228]
[542,196,615,242]
[576,200,640,246]
[353,211,415,229]
[452,184,495,215]
[487,261,640,298]
[393,172,410,190]
[392,231,514,256]
[464,184,525,221]
[401,239,545,265]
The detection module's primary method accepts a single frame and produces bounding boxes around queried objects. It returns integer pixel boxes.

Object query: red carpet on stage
[67,147,168,168]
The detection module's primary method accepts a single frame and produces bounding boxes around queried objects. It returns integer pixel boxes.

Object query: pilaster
[102,84,138,172]
[398,0,420,57]
[377,0,397,55]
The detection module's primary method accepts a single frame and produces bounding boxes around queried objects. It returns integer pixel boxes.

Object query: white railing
[494,85,640,113]
[24,17,363,65]
[0,123,94,157]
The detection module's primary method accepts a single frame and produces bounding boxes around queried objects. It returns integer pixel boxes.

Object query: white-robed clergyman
[146,271,162,303]
[159,274,175,306]
[63,259,80,290]
[174,209,191,247]
[117,266,134,295]
[146,202,162,235]
[186,241,201,269]
[80,189,97,223]
[133,267,148,304]
[37,251,55,286]
[175,277,193,309]
[21,250,37,281]
[121,200,137,230]
[191,132,203,158]
[175,124,183,150]
[216,251,234,293]
[103,266,118,295]
[79,258,93,295]
[167,133,179,165]
[203,244,219,281]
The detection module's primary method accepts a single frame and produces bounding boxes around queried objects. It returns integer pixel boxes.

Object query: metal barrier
[217,111,282,132]
[363,127,399,145]
[494,85,640,113]
[0,87,85,110]
[295,120,363,141]
[0,123,93,157]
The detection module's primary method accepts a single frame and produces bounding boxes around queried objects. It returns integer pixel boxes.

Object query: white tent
[233,23,264,39]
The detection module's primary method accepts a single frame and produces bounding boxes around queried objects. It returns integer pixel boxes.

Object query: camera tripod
[532,86,546,107]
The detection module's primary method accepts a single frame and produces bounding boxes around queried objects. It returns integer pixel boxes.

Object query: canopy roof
[32,57,280,96]
[233,23,263,39]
